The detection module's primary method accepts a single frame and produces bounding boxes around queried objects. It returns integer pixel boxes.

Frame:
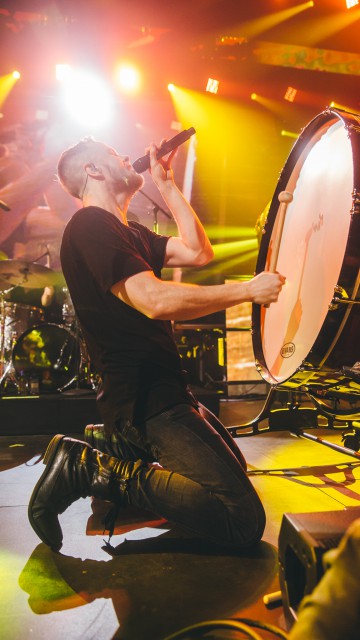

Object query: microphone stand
[139,189,172,233]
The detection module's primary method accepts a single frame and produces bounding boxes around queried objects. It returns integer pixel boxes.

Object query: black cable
[162,617,289,640]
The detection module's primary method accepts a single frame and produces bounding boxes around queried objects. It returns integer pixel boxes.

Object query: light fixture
[55,64,72,82]
[284,86,297,102]
[206,78,220,94]
[61,69,113,127]
[116,64,142,95]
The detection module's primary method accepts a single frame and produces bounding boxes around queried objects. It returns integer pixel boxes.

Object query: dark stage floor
[1,395,360,640]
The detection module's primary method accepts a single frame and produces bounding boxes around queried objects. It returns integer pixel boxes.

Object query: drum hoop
[252,107,360,387]
[12,321,76,341]
[4,302,44,313]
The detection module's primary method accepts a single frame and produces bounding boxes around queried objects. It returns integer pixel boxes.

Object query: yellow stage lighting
[212,239,258,261]
[346,0,359,8]
[251,92,257,100]
[230,1,314,40]
[168,85,287,236]
[330,100,360,115]
[168,83,176,93]
[0,72,20,108]
[281,130,299,139]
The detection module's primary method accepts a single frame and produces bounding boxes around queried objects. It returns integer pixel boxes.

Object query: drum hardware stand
[0,286,20,393]
[60,318,97,396]
[226,386,360,461]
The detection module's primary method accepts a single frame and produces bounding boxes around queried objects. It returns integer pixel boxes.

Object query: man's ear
[84,162,103,178]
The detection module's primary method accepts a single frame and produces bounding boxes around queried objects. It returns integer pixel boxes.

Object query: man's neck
[82,193,129,225]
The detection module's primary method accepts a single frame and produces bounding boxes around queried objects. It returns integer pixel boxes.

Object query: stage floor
[1,397,360,640]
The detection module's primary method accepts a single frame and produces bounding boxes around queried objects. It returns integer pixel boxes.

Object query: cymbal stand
[139,188,171,233]
[61,317,97,395]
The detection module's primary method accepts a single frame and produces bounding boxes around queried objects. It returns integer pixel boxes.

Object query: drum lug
[347,123,360,136]
[329,285,349,310]
[330,284,360,310]
[351,188,360,216]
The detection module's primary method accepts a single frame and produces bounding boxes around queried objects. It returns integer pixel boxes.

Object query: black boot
[28,434,144,551]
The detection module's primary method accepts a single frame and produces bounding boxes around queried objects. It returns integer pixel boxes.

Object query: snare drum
[12,323,79,393]
[253,108,360,419]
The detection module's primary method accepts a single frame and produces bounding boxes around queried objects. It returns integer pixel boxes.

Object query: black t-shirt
[60,206,193,429]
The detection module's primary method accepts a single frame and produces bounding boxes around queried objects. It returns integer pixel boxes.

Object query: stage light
[206,78,219,94]
[168,83,176,93]
[12,70,21,80]
[346,0,358,8]
[206,78,220,94]
[61,69,113,128]
[116,64,142,95]
[284,86,297,102]
[251,92,257,100]
[55,64,72,82]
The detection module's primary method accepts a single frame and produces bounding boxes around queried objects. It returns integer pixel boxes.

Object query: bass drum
[12,323,79,393]
[252,107,360,420]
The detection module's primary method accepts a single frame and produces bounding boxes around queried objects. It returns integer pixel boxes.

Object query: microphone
[133,127,196,173]
[0,199,10,211]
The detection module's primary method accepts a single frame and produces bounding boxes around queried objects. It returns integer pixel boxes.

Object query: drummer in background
[0,122,77,264]
[0,123,77,322]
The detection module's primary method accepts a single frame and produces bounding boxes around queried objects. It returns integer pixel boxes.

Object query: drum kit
[0,259,98,395]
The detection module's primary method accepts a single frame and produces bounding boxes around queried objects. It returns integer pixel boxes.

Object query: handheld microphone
[133,127,196,174]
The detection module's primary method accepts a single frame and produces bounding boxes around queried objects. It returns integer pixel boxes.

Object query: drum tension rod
[333,298,360,305]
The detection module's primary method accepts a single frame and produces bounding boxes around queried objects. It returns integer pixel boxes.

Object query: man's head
[57,137,144,201]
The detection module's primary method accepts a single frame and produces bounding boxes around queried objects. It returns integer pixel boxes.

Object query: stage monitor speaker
[278,507,360,626]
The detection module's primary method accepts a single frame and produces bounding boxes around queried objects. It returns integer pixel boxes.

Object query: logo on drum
[280,342,295,358]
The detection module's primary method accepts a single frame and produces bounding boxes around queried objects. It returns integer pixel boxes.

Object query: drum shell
[252,108,360,390]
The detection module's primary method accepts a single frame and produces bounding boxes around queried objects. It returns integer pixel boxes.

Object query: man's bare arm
[111,269,285,321]
[148,143,214,268]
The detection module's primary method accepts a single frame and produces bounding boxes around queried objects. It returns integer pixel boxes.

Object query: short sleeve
[129,221,170,277]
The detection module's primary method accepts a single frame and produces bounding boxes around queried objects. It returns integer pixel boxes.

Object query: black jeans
[115,403,266,548]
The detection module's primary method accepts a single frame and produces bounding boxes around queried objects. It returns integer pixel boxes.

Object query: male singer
[28,135,285,551]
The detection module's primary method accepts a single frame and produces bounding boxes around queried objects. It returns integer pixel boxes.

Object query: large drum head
[253,109,359,386]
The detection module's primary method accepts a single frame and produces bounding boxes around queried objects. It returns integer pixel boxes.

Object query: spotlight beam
[226,1,314,40]
[0,73,20,108]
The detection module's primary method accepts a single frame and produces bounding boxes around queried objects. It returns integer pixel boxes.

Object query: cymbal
[0,259,65,288]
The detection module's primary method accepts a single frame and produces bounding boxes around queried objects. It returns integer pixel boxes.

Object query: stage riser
[0,389,220,435]
[0,395,101,435]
